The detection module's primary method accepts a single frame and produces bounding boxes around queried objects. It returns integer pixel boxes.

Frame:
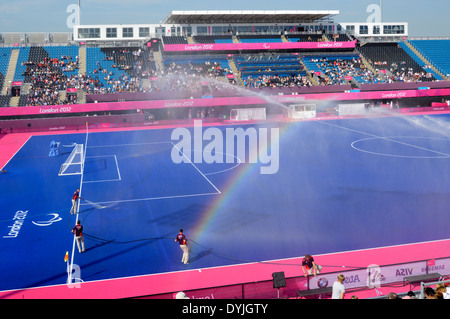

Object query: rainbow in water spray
[171,120,298,243]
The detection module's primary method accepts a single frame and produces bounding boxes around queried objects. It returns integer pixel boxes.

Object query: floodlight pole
[78,0,81,25]
[380,0,383,23]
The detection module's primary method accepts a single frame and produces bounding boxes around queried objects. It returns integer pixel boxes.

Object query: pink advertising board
[1,88,449,118]
[163,40,357,52]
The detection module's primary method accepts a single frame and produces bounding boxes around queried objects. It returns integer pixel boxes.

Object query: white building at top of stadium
[71,10,408,44]
[0,10,408,46]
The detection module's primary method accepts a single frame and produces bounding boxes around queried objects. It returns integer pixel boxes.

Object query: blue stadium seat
[409,40,450,76]
[86,47,131,92]
[302,54,381,85]
[43,45,79,77]
[12,47,30,82]
[239,38,283,43]
[0,47,13,90]
[398,42,442,80]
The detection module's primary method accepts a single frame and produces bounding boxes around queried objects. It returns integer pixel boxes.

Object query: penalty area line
[79,192,221,207]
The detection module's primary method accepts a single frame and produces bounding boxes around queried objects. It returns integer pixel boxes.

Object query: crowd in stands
[309,56,379,85]
[64,73,140,95]
[103,48,157,78]
[146,60,234,93]
[385,283,450,299]
[163,61,229,78]
[389,61,435,82]
[22,56,75,106]
[2,41,446,107]
[370,60,435,82]
[243,74,312,88]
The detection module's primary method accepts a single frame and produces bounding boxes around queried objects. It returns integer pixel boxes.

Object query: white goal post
[289,104,317,119]
[337,103,370,116]
[230,107,266,121]
[59,144,84,176]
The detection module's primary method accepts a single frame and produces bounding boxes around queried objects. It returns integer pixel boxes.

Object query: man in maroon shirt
[72,220,85,253]
[301,254,322,277]
[70,188,83,215]
[175,229,189,264]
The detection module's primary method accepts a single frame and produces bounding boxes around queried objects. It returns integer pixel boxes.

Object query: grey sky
[0,0,448,37]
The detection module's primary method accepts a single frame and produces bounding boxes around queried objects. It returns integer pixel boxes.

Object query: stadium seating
[237,54,305,77]
[101,47,156,78]
[0,47,12,92]
[13,46,30,82]
[162,36,189,44]
[43,45,79,77]
[16,46,70,106]
[0,95,10,107]
[358,42,435,82]
[238,38,283,43]
[86,47,133,92]
[235,54,311,87]
[162,54,231,76]
[193,35,233,43]
[237,35,283,43]
[0,38,449,107]
[398,42,442,80]
[408,39,450,77]
[325,33,352,42]
[302,54,380,85]
[285,34,324,42]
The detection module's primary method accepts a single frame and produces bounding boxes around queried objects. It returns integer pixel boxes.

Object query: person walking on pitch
[175,229,189,264]
[72,220,85,253]
[70,188,83,214]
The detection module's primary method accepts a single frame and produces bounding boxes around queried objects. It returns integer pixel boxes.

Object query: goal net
[230,108,266,121]
[59,144,84,176]
[289,104,316,119]
[337,103,369,116]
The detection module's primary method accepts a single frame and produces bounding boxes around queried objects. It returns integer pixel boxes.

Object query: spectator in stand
[243,74,311,88]
[424,287,437,299]
[331,274,346,299]
[402,291,417,299]
[444,283,450,299]
[387,292,399,299]
[435,284,447,299]
[22,56,78,106]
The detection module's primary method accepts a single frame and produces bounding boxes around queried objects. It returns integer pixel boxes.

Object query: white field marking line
[317,120,450,158]
[82,155,122,183]
[188,149,242,176]
[114,155,121,180]
[86,141,169,149]
[351,136,450,159]
[80,140,221,205]
[79,192,220,206]
[0,135,32,170]
[69,124,89,285]
[90,141,240,176]
[83,178,121,184]
[171,142,221,194]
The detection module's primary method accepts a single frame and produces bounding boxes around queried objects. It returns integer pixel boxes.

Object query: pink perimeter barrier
[0,239,448,299]
[1,88,450,118]
[163,40,357,52]
[0,112,449,298]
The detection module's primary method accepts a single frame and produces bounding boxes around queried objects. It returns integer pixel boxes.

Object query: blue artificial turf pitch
[1,114,449,292]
